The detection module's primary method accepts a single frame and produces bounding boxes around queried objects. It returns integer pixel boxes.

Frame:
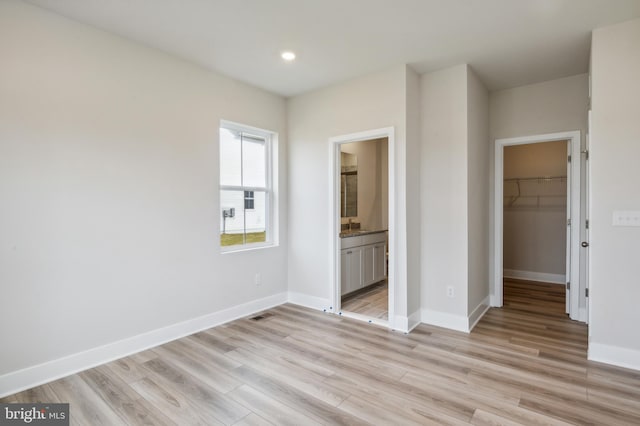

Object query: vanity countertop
[339,229,388,238]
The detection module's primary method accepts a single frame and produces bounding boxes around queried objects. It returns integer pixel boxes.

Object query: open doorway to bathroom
[339,138,389,320]
[330,127,394,327]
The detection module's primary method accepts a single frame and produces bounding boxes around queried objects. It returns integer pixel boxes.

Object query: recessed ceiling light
[281,51,296,62]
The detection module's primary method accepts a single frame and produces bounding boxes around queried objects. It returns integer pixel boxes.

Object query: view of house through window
[219,122,272,249]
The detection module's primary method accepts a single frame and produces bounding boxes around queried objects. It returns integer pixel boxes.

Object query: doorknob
[581,241,589,247]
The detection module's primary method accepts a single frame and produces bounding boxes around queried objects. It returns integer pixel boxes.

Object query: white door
[584,132,590,323]
[566,142,572,314]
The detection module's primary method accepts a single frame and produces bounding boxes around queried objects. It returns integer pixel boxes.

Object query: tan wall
[340,138,388,231]
[503,141,568,277]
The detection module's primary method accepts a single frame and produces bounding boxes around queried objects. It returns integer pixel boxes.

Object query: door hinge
[568,155,572,163]
[582,150,589,160]
[586,288,589,297]
[586,219,589,229]
[567,281,571,290]
[567,218,571,226]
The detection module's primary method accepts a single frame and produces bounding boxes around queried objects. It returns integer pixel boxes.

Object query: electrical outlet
[254,273,261,286]
[447,286,455,298]
[613,211,640,227]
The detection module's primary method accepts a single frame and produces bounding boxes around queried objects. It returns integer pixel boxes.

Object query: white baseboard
[407,309,422,332]
[392,312,420,334]
[490,294,501,307]
[0,292,288,399]
[468,296,491,331]
[503,269,565,285]
[579,307,588,323]
[421,309,469,333]
[392,315,408,332]
[287,292,332,312]
[589,342,640,372]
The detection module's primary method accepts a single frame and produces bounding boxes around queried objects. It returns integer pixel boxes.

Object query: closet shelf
[504,175,566,183]
[504,175,567,208]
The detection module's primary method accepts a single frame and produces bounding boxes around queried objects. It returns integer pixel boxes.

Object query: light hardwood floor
[341,280,388,320]
[3,282,640,425]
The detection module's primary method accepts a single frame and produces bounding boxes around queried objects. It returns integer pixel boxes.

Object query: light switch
[612,211,640,227]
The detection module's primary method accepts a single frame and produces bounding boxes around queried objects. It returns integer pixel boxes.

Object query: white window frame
[220,120,274,253]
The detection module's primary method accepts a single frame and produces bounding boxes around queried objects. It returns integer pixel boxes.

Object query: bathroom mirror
[340,152,357,217]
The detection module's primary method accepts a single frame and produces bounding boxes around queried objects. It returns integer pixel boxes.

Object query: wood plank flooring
[341,280,388,320]
[3,282,640,425]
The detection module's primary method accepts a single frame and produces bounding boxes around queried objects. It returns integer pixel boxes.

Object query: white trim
[589,342,640,372]
[503,269,566,285]
[493,131,583,324]
[0,292,288,399]
[421,309,469,333]
[287,292,332,312]
[407,309,422,332]
[219,120,276,253]
[468,296,491,331]
[579,307,588,323]
[392,312,421,334]
[328,127,396,329]
[392,315,408,333]
[490,294,501,307]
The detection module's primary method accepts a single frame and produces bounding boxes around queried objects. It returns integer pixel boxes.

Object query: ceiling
[26,0,640,97]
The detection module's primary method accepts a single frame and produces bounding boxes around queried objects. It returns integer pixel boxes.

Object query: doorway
[502,140,570,315]
[329,127,395,328]
[494,131,584,321]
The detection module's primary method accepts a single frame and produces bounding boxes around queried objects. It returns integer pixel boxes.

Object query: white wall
[406,66,422,320]
[287,65,412,327]
[421,65,470,320]
[420,64,490,328]
[489,74,589,307]
[467,68,491,318]
[0,0,287,384]
[589,18,640,367]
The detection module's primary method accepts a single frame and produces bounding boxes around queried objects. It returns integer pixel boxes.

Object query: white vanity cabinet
[341,246,363,295]
[341,231,387,296]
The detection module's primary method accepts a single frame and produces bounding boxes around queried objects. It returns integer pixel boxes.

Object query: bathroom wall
[340,138,389,231]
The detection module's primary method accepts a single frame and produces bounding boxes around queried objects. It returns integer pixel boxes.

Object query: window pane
[242,136,266,188]
[220,190,267,247]
[244,191,255,210]
[245,191,266,242]
[220,128,241,186]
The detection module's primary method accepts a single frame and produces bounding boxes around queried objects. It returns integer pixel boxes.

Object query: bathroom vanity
[340,230,387,296]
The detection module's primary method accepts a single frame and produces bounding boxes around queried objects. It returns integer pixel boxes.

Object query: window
[244,191,255,210]
[219,121,273,249]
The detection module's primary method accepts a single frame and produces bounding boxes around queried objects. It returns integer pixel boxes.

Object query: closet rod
[504,175,566,182]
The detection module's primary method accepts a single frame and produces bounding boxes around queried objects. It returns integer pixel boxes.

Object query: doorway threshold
[338,310,389,328]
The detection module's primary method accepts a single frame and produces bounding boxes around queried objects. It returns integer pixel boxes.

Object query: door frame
[493,130,582,321]
[329,127,395,328]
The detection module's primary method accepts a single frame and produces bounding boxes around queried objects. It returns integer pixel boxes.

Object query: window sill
[221,242,278,254]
